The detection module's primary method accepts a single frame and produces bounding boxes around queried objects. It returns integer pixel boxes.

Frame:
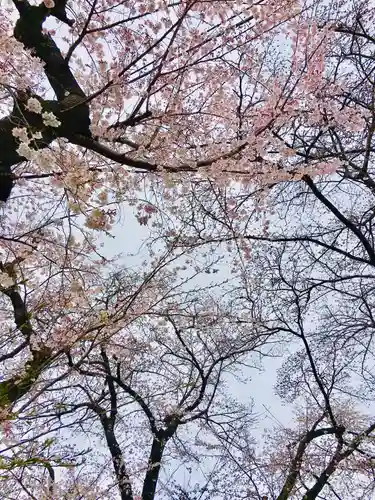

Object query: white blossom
[26,97,42,114]
[0,272,14,288]
[16,143,36,161]
[12,127,29,144]
[42,111,61,128]
[32,131,43,140]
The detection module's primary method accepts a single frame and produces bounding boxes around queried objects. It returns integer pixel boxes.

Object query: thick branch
[13,1,84,100]
[0,347,51,409]
[302,175,375,265]
[0,283,52,410]
[113,371,158,435]
[0,0,92,201]
[277,426,342,500]
[303,422,375,499]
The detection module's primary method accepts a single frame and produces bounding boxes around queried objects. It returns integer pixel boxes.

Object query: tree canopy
[1,0,375,498]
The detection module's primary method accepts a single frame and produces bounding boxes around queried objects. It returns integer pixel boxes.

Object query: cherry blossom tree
[0,0,321,430]
[142,2,375,497]
[2,0,375,498]
[0,239,274,499]
[0,0,303,407]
